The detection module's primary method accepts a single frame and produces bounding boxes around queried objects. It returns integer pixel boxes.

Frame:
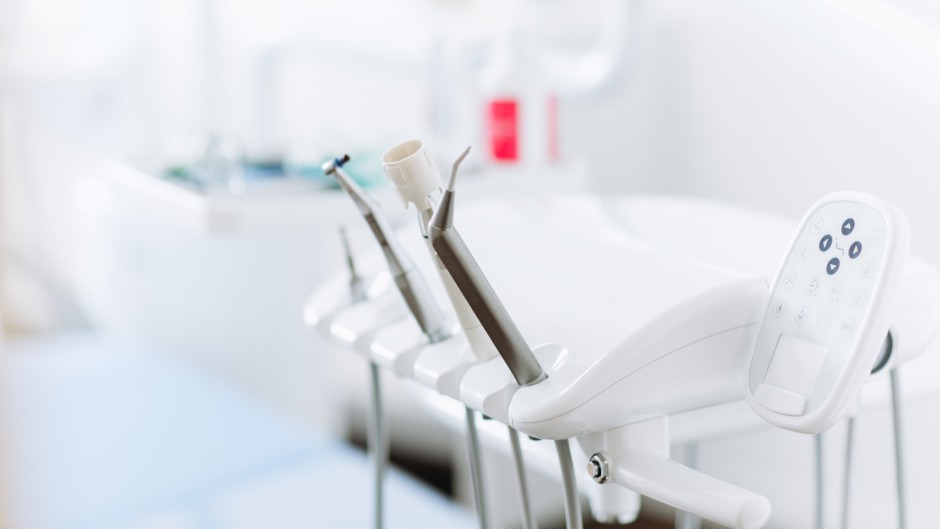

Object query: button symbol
[849,241,862,259]
[819,234,833,252]
[795,306,810,325]
[772,300,787,318]
[862,259,875,277]
[818,311,832,330]
[829,282,844,302]
[870,229,883,247]
[806,277,820,296]
[841,318,856,336]
[842,218,855,235]
[853,288,866,308]
[796,245,809,262]
[784,271,798,290]
[826,257,841,275]
[811,216,825,234]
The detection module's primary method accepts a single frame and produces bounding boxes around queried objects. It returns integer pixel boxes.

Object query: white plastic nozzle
[381,140,443,211]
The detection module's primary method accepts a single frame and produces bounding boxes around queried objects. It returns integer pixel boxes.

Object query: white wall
[570,0,940,264]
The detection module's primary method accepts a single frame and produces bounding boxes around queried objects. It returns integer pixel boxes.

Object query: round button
[870,229,883,247]
[772,300,787,318]
[783,271,798,290]
[861,259,876,277]
[819,234,833,252]
[796,245,809,262]
[853,288,867,308]
[811,216,825,234]
[841,318,856,336]
[806,277,820,296]
[818,312,832,330]
[849,241,862,259]
[795,306,810,325]
[829,282,844,302]
[841,218,855,236]
[826,257,841,275]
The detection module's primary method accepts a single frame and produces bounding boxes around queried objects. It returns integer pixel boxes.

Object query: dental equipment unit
[323,154,500,529]
[306,145,940,529]
[323,156,451,529]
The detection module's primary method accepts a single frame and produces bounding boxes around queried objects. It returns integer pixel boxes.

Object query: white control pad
[746,193,908,433]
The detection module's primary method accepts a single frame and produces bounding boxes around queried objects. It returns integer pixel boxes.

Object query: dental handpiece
[427,148,546,387]
[323,155,451,343]
[382,143,499,363]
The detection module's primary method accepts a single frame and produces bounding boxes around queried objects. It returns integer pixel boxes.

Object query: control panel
[746,192,909,433]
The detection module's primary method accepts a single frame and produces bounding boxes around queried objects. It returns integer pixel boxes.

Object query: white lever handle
[610,450,770,529]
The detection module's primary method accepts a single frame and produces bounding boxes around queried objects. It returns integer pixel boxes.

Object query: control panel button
[849,241,862,259]
[829,282,844,302]
[826,257,841,275]
[795,306,810,325]
[806,277,820,296]
[772,300,787,318]
[841,318,856,336]
[818,312,832,330]
[853,288,866,308]
[870,229,883,248]
[841,218,855,236]
[819,235,833,252]
[796,245,809,262]
[811,216,825,234]
[784,271,798,290]
[861,259,875,277]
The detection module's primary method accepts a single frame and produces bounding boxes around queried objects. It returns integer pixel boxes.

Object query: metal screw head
[588,453,609,484]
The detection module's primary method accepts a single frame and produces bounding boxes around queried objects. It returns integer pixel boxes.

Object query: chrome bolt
[588,453,609,484]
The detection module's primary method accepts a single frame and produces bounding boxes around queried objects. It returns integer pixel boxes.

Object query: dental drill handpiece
[322,155,451,343]
[339,226,368,304]
[428,148,546,386]
[381,145,500,364]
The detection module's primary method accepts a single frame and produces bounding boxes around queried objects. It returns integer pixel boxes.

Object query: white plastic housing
[381,140,443,211]
[745,191,910,433]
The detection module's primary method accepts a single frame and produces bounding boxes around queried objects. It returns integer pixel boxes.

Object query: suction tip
[447,146,471,191]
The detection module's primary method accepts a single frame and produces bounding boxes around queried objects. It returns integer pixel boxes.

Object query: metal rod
[367,362,387,529]
[465,407,491,529]
[890,369,908,529]
[840,417,855,529]
[675,444,703,529]
[555,439,583,529]
[815,433,824,529]
[509,427,538,529]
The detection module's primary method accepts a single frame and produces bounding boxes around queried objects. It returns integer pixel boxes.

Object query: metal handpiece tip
[447,146,471,191]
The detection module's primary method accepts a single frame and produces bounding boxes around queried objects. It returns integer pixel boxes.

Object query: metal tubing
[840,417,855,529]
[890,369,908,529]
[555,439,583,529]
[465,407,491,529]
[367,362,388,529]
[509,427,538,529]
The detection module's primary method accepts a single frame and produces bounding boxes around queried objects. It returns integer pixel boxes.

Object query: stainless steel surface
[324,156,451,343]
[891,369,908,529]
[815,434,824,529]
[556,439,584,529]
[368,362,388,529]
[340,225,368,303]
[841,417,855,529]
[588,453,609,484]
[465,407,491,529]
[427,148,546,386]
[509,427,538,529]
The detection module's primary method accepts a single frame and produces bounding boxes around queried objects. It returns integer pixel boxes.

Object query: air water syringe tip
[448,146,472,191]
